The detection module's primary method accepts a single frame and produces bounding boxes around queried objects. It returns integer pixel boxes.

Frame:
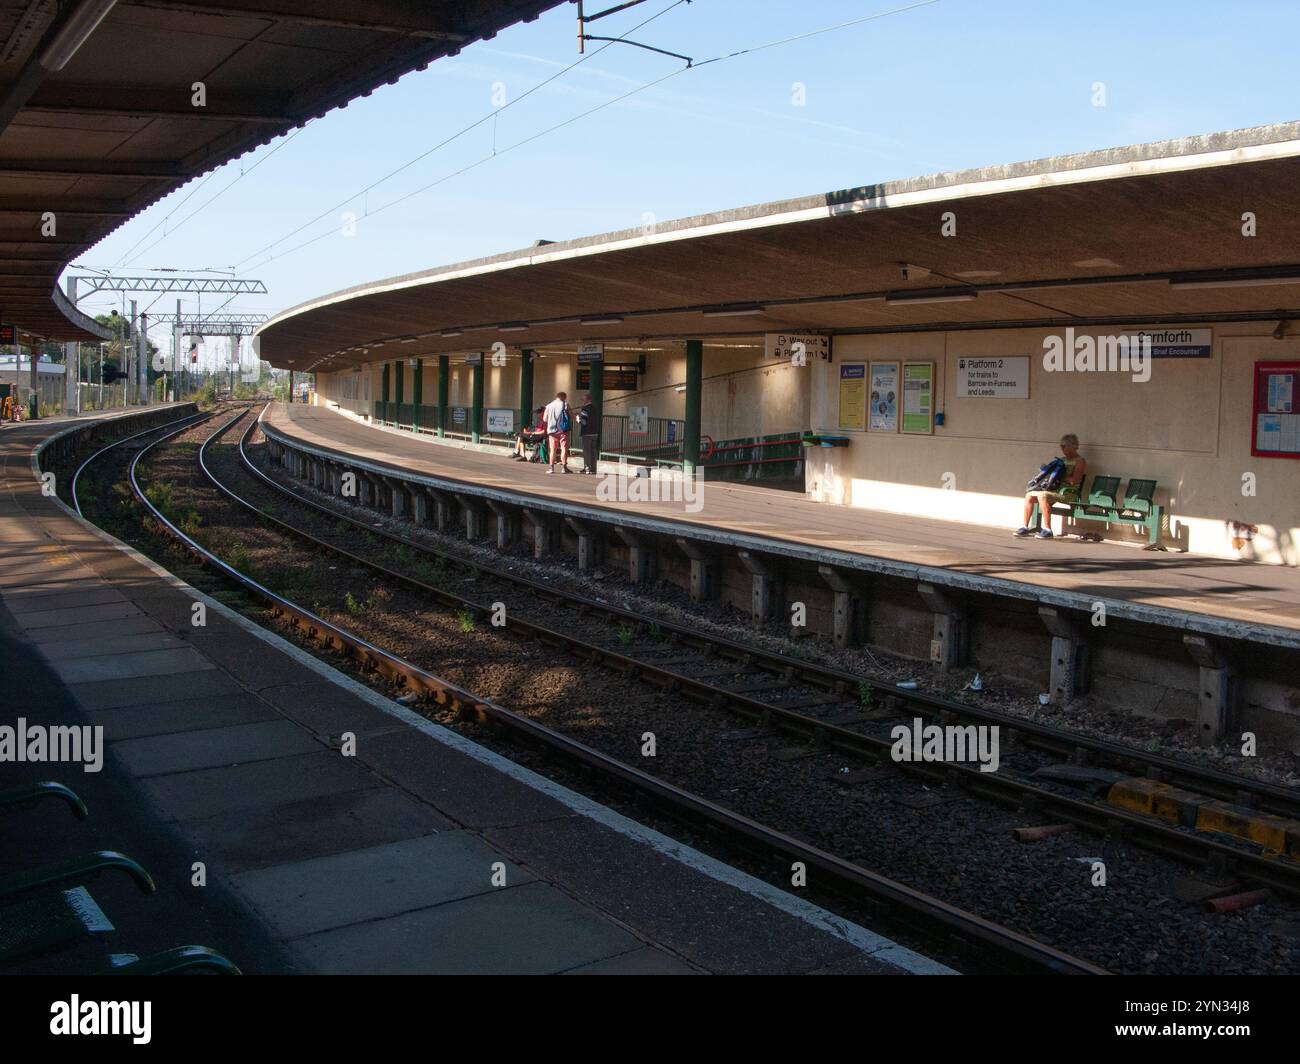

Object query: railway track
[108,402,1112,976]
[211,410,1300,904]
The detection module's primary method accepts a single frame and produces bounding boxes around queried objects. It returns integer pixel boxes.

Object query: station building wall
[809,322,1300,565]
[314,342,811,442]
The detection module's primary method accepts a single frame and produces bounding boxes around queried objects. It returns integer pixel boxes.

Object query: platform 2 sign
[956,356,1029,398]
[838,363,867,431]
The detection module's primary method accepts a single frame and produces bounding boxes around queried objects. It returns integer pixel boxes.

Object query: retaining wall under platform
[260,408,1300,749]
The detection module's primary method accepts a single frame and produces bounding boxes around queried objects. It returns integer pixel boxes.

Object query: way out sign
[765,333,829,363]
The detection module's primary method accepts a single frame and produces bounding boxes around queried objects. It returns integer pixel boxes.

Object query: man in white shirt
[543,391,572,473]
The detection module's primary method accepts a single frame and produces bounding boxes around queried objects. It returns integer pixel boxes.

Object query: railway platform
[0,408,942,975]
[266,404,1300,640]
[261,403,1300,749]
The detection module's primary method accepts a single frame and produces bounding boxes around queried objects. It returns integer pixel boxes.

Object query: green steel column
[437,355,449,437]
[519,348,534,434]
[471,359,484,444]
[588,352,604,457]
[289,370,294,403]
[380,362,390,421]
[412,358,424,431]
[683,339,703,475]
[393,359,404,423]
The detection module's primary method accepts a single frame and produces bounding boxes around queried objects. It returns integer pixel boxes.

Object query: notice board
[902,362,934,434]
[1252,360,1300,458]
[868,361,899,432]
[838,363,866,431]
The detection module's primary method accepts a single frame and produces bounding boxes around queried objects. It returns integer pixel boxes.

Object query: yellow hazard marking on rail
[1107,778,1207,828]
[1108,777,1300,857]
[1195,802,1300,858]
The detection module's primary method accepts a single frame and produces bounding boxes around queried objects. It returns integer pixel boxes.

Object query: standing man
[543,390,572,474]
[577,392,599,474]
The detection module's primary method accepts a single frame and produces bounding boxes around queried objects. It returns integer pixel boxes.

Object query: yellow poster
[838,362,867,431]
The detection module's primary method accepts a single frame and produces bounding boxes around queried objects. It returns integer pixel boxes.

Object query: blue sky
[70,0,1300,355]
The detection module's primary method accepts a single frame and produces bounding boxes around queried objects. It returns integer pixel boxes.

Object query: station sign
[577,343,604,363]
[463,352,483,366]
[956,356,1030,398]
[764,333,830,362]
[1126,327,1213,358]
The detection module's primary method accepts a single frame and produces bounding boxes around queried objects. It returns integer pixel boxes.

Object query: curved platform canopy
[0,0,564,343]
[255,121,1300,372]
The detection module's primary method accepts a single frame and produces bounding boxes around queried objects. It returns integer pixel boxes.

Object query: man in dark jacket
[577,393,599,474]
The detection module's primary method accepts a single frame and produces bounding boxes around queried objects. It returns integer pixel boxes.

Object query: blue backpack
[557,404,570,433]
[1027,457,1065,491]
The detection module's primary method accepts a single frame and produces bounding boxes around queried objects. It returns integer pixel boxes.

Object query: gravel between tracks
[76,413,1300,974]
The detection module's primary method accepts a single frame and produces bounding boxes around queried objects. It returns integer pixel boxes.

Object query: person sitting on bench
[512,407,548,461]
[1015,433,1087,539]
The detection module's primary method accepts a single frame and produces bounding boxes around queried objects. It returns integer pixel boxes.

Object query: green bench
[1032,475,1164,548]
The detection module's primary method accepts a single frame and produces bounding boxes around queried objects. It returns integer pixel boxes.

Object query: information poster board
[902,362,934,434]
[577,364,639,391]
[1252,360,1300,458]
[838,363,867,431]
[451,406,469,429]
[486,408,515,434]
[628,405,649,437]
[868,361,899,432]
[956,356,1029,398]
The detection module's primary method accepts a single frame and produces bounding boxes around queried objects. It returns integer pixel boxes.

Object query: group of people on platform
[510,390,599,474]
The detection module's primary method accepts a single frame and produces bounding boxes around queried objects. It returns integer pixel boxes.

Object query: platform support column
[588,347,604,468]
[1039,606,1089,705]
[565,516,603,571]
[412,358,423,431]
[411,489,430,526]
[289,370,295,403]
[393,360,404,424]
[818,565,867,649]
[426,488,454,532]
[437,355,449,437]
[459,496,485,540]
[471,359,483,444]
[1183,635,1234,747]
[615,526,655,584]
[917,583,967,670]
[387,478,407,519]
[737,550,781,627]
[519,349,534,438]
[379,363,389,421]
[523,509,554,559]
[486,500,518,549]
[683,339,702,477]
[675,537,716,602]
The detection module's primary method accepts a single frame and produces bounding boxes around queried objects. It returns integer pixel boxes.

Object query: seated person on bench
[1015,433,1087,539]
[512,407,548,461]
